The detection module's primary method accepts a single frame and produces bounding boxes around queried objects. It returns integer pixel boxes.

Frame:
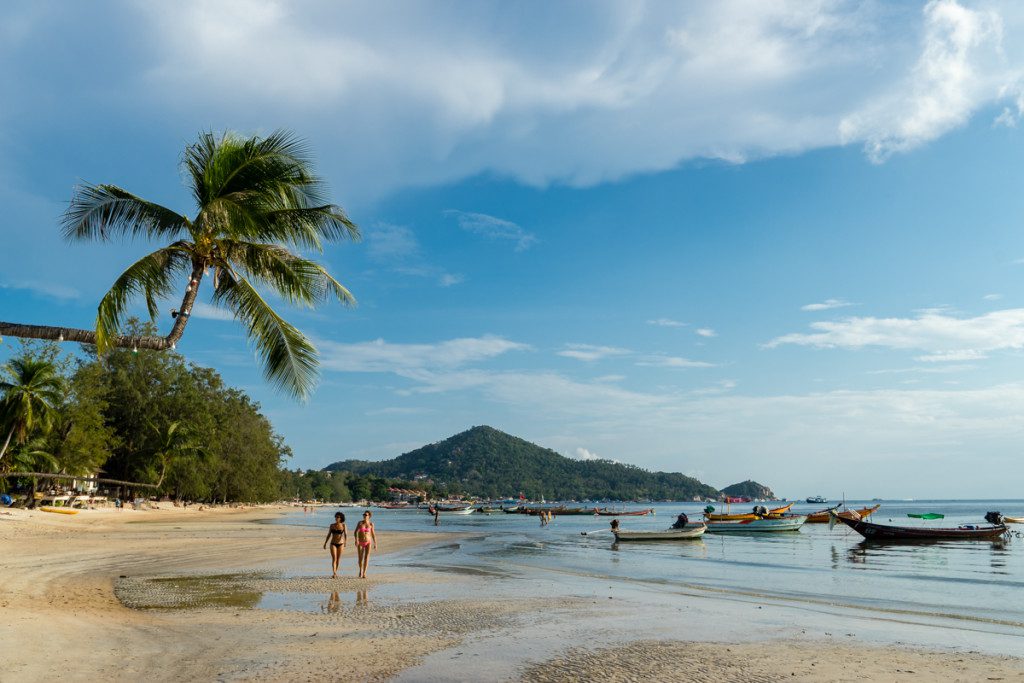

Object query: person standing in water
[323,512,347,578]
[354,510,377,579]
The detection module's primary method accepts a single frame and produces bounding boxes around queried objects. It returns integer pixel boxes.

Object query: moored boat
[705,502,793,522]
[806,495,828,504]
[705,515,806,533]
[476,506,502,514]
[831,511,1006,541]
[806,503,880,524]
[613,524,707,541]
[1005,516,1024,524]
[595,508,653,517]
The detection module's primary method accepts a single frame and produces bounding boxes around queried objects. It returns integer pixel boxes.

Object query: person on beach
[354,510,377,579]
[610,519,619,533]
[433,507,440,526]
[323,512,347,578]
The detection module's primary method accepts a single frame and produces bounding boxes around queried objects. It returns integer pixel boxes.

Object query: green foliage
[326,425,721,501]
[0,353,65,464]
[62,129,359,399]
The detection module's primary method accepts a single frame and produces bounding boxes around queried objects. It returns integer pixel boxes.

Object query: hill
[720,480,775,500]
[325,425,721,501]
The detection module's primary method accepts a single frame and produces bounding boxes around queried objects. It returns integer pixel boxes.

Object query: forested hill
[720,480,776,500]
[325,425,720,501]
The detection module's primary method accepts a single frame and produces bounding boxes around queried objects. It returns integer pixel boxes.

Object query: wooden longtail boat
[705,502,793,522]
[39,506,79,515]
[1003,516,1023,524]
[806,504,880,524]
[831,512,1006,541]
[476,506,502,514]
[613,524,707,541]
[704,515,806,532]
[595,508,654,517]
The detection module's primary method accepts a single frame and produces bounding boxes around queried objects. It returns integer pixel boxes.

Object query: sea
[275,499,1024,663]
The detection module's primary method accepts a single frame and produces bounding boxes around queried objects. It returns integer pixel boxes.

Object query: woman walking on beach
[323,512,347,578]
[354,510,377,578]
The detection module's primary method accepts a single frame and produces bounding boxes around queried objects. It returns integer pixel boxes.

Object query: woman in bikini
[323,512,347,578]
[354,510,377,579]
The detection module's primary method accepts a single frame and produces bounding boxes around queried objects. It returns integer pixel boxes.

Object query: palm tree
[0,358,64,464]
[0,130,358,399]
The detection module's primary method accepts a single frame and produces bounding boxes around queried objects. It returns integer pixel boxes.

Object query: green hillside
[325,425,720,501]
[720,480,776,500]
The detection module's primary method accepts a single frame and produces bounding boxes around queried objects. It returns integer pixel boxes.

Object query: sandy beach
[2,506,1023,682]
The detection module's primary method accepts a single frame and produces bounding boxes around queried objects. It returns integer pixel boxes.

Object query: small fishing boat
[806,504,880,524]
[476,506,502,514]
[429,504,476,515]
[595,508,654,517]
[613,524,707,541]
[705,502,793,522]
[806,495,828,504]
[831,511,1006,540]
[704,515,806,532]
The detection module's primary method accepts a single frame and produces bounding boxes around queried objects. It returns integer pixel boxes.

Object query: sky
[3,0,1024,498]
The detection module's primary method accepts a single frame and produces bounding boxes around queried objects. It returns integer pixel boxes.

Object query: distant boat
[806,495,828,504]
[613,524,707,541]
[476,506,502,514]
[429,504,476,515]
[830,512,1006,541]
[704,515,806,533]
[595,508,653,517]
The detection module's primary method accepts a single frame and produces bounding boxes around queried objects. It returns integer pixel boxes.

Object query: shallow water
[279,500,1024,632]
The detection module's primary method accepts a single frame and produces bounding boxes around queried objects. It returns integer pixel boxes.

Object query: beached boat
[806,504,880,524]
[595,508,653,517]
[705,502,793,522]
[39,506,79,515]
[613,525,707,541]
[704,515,807,533]
[831,512,1006,541]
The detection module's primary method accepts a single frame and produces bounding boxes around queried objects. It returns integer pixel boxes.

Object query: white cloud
[647,318,687,328]
[983,293,1002,301]
[365,223,460,287]
[316,335,531,374]
[575,447,601,461]
[801,298,854,311]
[126,2,1024,198]
[1,280,80,301]
[636,355,715,368]
[840,0,1009,162]
[696,328,717,338]
[767,308,1024,360]
[445,210,536,251]
[558,343,630,362]
[190,302,235,321]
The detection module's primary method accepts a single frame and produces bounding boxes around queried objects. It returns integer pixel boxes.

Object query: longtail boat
[596,508,653,517]
[806,503,880,524]
[831,512,1006,541]
[704,515,806,533]
[613,524,706,541]
[1005,516,1024,524]
[705,502,793,522]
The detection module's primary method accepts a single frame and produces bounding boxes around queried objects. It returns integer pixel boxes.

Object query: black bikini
[330,526,345,547]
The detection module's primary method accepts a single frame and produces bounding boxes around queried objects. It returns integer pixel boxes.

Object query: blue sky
[4,1,1024,497]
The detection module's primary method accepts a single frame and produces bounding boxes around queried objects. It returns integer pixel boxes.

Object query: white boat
[704,515,807,533]
[428,504,476,515]
[613,525,707,541]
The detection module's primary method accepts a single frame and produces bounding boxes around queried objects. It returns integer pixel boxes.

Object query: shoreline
[2,506,1022,681]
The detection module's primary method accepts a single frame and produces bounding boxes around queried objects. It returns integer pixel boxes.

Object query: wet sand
[2,505,1022,681]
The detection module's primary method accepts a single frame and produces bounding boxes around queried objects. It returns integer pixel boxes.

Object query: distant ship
[805,495,828,504]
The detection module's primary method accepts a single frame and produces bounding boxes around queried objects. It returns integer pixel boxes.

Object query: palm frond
[212,271,318,400]
[95,245,193,352]
[215,240,355,307]
[62,184,190,242]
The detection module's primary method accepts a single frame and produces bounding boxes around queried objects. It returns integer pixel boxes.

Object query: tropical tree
[0,358,64,465]
[0,130,359,399]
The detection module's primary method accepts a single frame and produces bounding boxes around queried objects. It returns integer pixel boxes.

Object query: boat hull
[1004,516,1023,524]
[806,504,880,524]
[705,502,793,522]
[705,515,806,532]
[614,525,706,541]
[39,506,79,515]
[596,508,653,517]
[834,514,1007,540]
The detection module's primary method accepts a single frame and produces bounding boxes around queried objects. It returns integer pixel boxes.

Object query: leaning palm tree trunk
[0,263,205,351]
[0,425,14,461]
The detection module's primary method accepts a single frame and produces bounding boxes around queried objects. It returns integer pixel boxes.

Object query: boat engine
[752,505,768,516]
[985,511,1004,525]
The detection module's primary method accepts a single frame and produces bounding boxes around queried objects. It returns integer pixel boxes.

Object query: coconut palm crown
[0,358,64,463]
[60,130,358,399]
